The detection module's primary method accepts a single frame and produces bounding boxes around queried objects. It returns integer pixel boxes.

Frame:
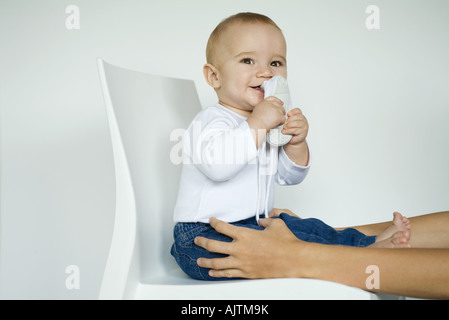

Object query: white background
[1,0,448,299]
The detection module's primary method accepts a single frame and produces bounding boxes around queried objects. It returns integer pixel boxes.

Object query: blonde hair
[206,12,282,65]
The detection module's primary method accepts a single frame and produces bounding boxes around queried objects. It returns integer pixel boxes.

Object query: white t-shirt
[173,104,310,223]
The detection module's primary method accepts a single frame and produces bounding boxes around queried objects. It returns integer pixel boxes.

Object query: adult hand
[195,216,303,279]
[268,208,300,218]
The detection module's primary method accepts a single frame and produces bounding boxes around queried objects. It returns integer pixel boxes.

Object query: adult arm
[271,208,449,249]
[195,217,449,299]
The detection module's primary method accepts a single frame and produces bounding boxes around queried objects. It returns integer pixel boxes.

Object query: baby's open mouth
[251,85,264,92]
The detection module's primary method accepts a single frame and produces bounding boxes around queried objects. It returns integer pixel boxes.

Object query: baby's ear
[203,63,221,89]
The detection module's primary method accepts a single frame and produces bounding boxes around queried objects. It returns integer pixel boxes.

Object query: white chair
[96,58,390,300]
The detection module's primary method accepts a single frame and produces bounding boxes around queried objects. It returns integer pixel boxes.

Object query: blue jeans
[170,213,376,281]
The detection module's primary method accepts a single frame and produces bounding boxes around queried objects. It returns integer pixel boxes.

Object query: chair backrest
[97,59,201,287]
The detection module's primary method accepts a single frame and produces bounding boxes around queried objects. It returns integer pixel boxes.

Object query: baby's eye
[271,61,283,67]
[241,58,254,65]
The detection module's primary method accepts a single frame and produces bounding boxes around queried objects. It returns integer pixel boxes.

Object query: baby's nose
[256,66,274,78]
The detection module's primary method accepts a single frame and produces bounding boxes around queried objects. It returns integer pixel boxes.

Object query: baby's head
[203,12,287,116]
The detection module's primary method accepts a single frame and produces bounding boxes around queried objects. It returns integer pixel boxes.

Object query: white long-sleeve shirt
[173,104,310,223]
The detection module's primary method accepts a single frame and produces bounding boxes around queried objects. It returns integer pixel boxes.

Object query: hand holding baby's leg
[268,208,300,218]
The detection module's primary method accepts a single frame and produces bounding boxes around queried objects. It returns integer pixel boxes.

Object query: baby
[171,12,411,281]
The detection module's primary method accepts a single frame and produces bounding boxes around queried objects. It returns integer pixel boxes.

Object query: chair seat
[135,268,376,300]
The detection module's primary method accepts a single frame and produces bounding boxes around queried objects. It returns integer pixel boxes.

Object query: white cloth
[173,104,310,223]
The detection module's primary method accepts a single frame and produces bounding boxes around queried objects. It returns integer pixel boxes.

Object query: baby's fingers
[265,96,284,107]
[287,107,303,117]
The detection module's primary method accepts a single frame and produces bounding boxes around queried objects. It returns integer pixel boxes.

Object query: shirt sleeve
[275,144,311,186]
[191,118,258,182]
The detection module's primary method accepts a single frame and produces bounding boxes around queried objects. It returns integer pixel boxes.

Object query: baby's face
[213,23,287,116]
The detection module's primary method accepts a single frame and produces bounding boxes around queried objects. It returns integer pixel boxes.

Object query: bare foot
[369,230,411,248]
[368,212,411,248]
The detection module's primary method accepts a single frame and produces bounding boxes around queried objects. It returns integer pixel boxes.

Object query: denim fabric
[170,213,376,281]
[279,213,377,247]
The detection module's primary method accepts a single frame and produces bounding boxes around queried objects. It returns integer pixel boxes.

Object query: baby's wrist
[246,117,269,147]
[285,140,307,151]
[283,141,309,166]
[246,115,268,132]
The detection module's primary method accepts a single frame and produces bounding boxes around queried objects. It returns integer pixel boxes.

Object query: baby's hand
[247,96,286,129]
[282,108,308,145]
[246,96,287,147]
